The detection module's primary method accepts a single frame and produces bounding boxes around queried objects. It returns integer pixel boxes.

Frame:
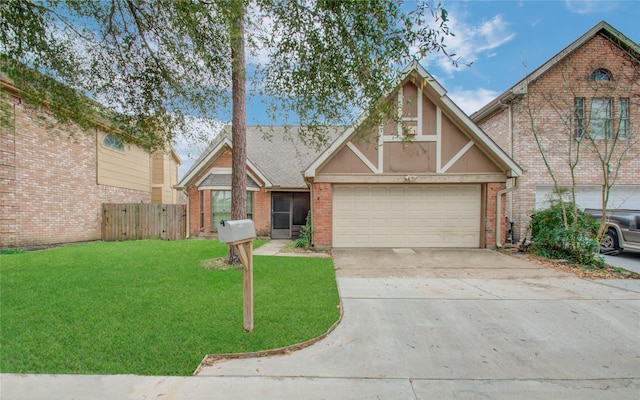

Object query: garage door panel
[333,184,481,248]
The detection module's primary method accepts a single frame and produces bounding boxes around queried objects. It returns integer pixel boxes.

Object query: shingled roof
[178,125,343,190]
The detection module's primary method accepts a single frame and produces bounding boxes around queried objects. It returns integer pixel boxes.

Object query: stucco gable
[306,62,521,180]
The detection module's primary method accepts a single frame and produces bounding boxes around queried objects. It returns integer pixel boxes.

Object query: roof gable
[305,62,521,179]
[472,21,640,123]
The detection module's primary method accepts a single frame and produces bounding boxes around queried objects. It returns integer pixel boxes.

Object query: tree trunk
[227,1,247,265]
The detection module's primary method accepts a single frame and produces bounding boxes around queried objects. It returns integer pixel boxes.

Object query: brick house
[304,62,522,249]
[472,21,640,243]
[177,126,339,239]
[0,74,181,249]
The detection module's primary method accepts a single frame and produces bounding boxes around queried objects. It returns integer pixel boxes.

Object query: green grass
[0,239,340,376]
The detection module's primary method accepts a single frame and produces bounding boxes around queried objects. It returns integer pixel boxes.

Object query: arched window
[103,134,124,152]
[590,69,612,81]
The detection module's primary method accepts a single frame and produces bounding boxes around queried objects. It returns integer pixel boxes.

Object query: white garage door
[333,184,481,248]
[536,185,640,211]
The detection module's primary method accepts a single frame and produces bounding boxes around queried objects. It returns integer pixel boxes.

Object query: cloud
[172,116,226,178]
[564,0,612,14]
[447,87,500,115]
[428,12,516,77]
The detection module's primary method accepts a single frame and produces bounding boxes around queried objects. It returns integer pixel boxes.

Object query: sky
[175,0,640,177]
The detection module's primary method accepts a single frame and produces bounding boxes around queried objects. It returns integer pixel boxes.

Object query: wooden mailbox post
[218,219,256,332]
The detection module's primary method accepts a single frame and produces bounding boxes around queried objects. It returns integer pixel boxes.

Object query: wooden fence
[102,203,186,241]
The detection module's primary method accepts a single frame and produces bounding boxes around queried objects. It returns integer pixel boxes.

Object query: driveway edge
[193,301,344,375]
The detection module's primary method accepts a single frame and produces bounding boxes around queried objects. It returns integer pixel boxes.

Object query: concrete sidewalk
[2,248,639,399]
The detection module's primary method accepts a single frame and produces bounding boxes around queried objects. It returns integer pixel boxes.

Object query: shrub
[530,202,605,267]
[294,212,313,250]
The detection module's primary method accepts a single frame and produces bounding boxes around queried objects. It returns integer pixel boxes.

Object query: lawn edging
[193,300,344,375]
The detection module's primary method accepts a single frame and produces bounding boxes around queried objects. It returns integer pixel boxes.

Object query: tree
[521,38,639,252]
[2,0,456,261]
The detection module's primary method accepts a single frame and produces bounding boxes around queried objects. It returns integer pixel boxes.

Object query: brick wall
[478,33,640,241]
[0,97,18,246]
[1,95,149,249]
[253,188,270,236]
[480,108,512,157]
[485,182,507,247]
[311,182,332,248]
[186,185,201,237]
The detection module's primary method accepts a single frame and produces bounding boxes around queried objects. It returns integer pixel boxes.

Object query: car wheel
[600,228,621,255]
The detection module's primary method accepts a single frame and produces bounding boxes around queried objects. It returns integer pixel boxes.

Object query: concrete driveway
[605,249,640,274]
[3,248,639,399]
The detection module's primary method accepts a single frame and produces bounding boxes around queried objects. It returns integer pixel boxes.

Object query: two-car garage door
[332,184,481,248]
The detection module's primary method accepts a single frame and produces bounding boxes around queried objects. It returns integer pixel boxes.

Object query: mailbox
[218,219,256,243]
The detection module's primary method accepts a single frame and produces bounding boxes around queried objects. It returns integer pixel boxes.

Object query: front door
[271,192,311,239]
[271,192,291,239]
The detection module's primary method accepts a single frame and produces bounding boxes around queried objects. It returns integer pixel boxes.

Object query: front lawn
[0,240,340,376]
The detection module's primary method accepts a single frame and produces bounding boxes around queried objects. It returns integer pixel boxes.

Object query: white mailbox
[218,219,256,243]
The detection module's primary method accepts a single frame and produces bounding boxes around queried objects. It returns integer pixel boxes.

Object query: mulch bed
[505,248,640,280]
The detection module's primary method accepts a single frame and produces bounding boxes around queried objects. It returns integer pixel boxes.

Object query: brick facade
[310,182,332,248]
[1,96,149,249]
[477,33,640,241]
[485,182,507,246]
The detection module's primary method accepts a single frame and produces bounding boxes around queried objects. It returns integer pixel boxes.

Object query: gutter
[495,176,519,248]
[471,90,523,123]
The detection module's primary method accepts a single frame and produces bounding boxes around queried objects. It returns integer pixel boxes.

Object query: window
[590,98,612,139]
[573,98,585,138]
[211,190,253,231]
[590,69,611,81]
[619,98,629,139]
[574,97,630,140]
[246,191,254,220]
[103,134,124,151]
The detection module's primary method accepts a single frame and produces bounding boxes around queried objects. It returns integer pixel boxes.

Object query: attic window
[590,69,611,81]
[103,134,124,152]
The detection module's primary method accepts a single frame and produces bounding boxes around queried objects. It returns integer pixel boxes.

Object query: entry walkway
[253,239,330,257]
[3,248,639,399]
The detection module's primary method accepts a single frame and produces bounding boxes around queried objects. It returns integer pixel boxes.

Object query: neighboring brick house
[472,21,640,243]
[0,74,181,249]
[304,62,522,249]
[177,126,339,239]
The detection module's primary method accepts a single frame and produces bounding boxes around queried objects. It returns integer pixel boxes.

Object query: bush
[530,202,605,267]
[294,212,313,250]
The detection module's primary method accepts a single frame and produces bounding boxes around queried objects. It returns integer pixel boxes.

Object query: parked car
[584,209,640,255]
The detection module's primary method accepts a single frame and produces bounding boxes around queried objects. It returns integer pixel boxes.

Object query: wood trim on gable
[305,63,521,181]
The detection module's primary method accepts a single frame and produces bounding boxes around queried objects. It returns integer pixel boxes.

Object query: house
[182,63,522,248]
[304,62,522,249]
[472,21,640,243]
[0,74,182,249]
[176,126,340,239]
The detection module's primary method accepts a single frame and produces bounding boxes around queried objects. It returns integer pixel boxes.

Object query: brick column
[311,182,332,248]
[485,182,506,247]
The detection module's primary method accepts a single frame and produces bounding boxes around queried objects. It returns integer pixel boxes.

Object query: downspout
[495,99,516,248]
[496,176,519,248]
